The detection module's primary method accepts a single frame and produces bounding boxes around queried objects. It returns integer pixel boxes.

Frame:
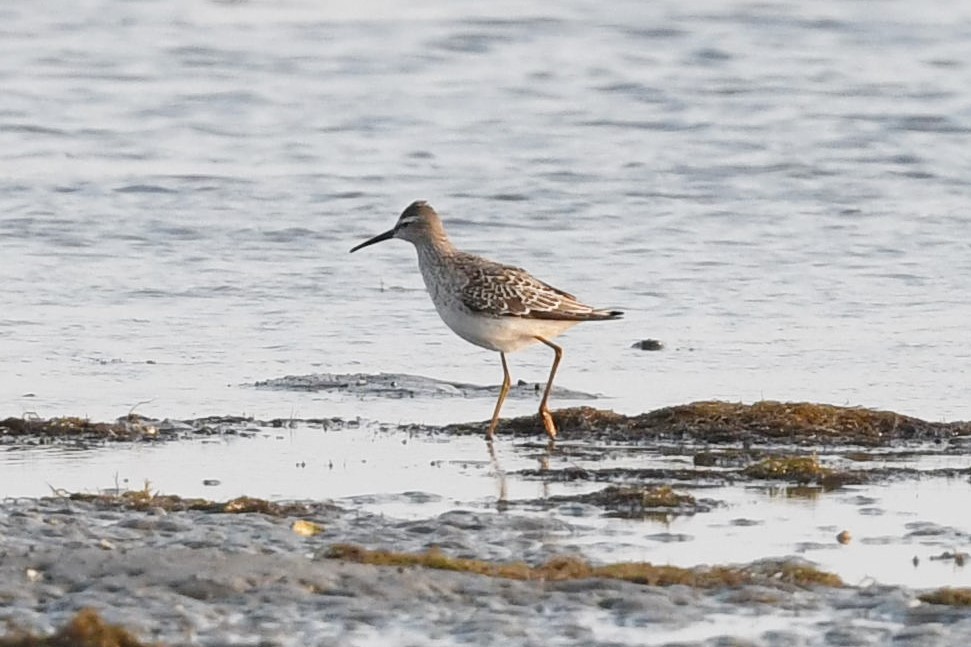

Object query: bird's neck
[413,232,460,303]
[415,229,457,261]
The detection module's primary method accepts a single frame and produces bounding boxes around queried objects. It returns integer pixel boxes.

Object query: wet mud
[1,495,969,646]
[9,397,967,447]
[253,372,600,400]
[2,394,971,645]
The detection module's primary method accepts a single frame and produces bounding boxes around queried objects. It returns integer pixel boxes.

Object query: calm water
[2,0,970,425]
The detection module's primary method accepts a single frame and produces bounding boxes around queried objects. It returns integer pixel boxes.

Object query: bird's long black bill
[349,228,394,253]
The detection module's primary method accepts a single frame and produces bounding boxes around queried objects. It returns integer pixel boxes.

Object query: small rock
[631,339,664,351]
[292,519,324,537]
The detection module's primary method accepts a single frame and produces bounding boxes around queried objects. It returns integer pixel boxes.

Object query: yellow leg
[535,337,562,440]
[486,352,511,441]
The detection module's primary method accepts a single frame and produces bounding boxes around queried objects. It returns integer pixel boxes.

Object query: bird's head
[350,200,444,252]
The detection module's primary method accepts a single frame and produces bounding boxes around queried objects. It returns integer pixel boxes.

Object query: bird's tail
[591,309,624,320]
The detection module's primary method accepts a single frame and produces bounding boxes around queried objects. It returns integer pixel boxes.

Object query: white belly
[415,248,578,353]
[434,300,578,353]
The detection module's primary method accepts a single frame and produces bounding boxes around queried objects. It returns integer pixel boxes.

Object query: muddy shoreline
[2,399,971,645]
[2,495,970,647]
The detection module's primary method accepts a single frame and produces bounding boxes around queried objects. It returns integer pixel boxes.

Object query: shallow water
[3,421,969,590]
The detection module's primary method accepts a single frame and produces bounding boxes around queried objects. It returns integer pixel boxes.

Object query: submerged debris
[929,551,968,567]
[0,608,154,647]
[323,544,843,589]
[693,449,758,467]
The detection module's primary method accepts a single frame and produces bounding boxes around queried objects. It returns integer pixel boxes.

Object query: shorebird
[350,200,622,441]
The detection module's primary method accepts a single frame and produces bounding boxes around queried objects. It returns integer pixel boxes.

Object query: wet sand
[2,384,971,645]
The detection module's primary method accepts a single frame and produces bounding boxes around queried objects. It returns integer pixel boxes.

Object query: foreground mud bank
[2,399,970,645]
[1,497,970,647]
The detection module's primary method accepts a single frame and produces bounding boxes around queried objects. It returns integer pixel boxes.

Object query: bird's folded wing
[459,262,601,320]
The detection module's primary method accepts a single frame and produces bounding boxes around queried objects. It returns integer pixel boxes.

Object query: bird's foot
[485,420,498,442]
[539,409,558,440]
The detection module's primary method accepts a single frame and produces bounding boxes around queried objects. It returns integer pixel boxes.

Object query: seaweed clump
[0,608,154,647]
[478,400,970,445]
[467,406,630,437]
[324,544,842,590]
[0,415,159,441]
[919,588,971,606]
[64,487,310,517]
[741,455,865,487]
[743,455,827,482]
[633,401,970,446]
[573,485,702,518]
